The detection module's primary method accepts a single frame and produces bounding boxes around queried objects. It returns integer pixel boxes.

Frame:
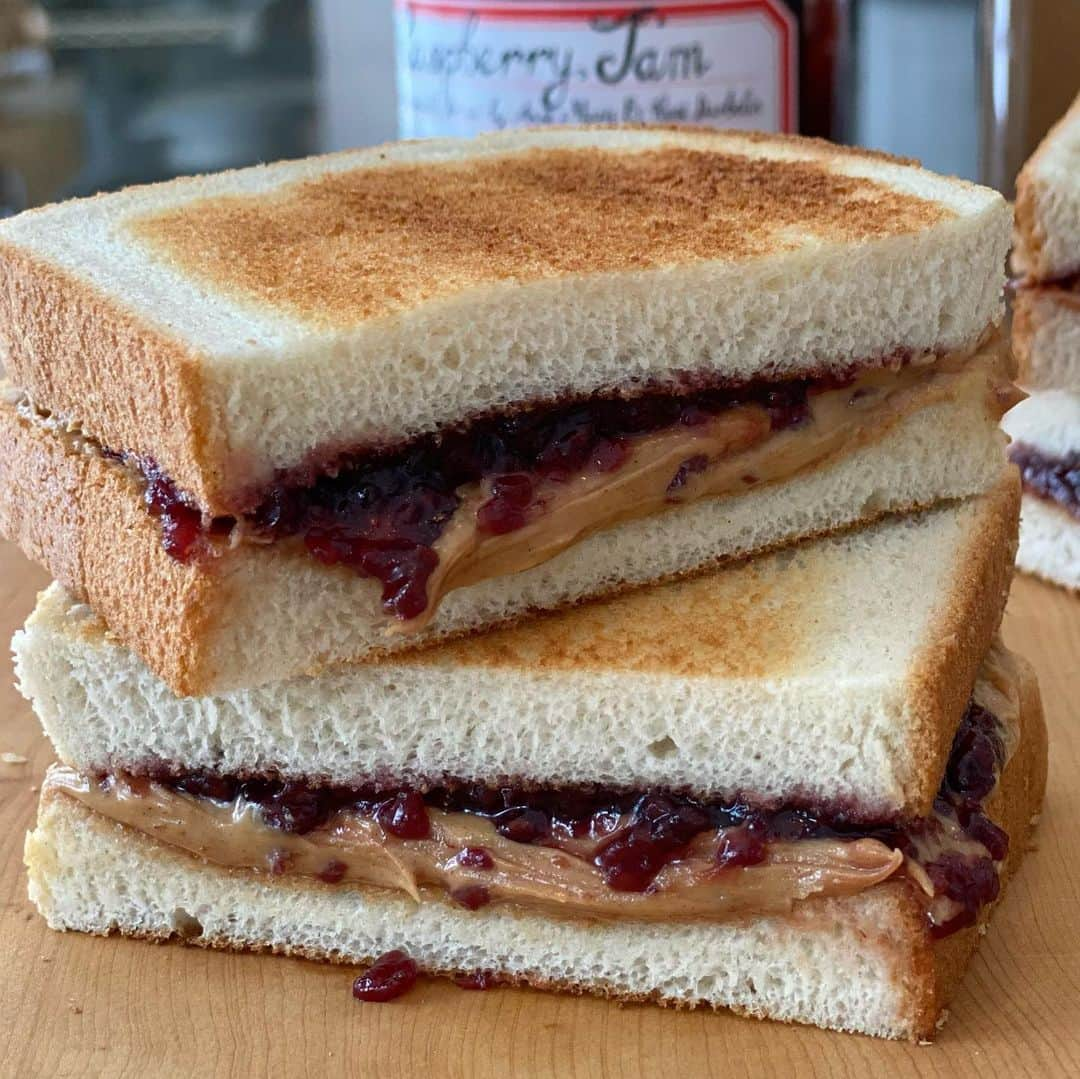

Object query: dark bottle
[794,0,853,140]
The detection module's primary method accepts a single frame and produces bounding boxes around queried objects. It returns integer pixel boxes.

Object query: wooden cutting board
[1,539,1077,1078]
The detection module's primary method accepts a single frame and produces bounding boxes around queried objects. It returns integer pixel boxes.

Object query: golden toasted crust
[132,145,949,330]
[413,547,818,681]
[1013,92,1080,280]
[28,656,1046,1041]
[1011,290,1036,381]
[903,470,1020,814]
[0,394,221,694]
[0,242,225,513]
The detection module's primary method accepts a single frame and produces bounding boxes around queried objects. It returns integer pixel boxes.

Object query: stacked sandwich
[0,128,1046,1040]
[1007,91,1080,590]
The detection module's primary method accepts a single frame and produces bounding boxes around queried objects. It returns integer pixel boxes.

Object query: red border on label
[396,1,798,132]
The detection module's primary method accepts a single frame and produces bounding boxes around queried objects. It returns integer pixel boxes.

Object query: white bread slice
[0,363,1014,698]
[22,649,1046,1042]
[0,126,1010,513]
[15,472,1019,818]
[1012,284,1080,391]
[1014,495,1080,592]
[1002,389,1080,459]
[1014,92,1080,282]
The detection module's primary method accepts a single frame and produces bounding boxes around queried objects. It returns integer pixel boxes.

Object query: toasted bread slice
[0,127,1009,514]
[15,471,1019,817]
[23,647,1046,1042]
[1014,93,1080,282]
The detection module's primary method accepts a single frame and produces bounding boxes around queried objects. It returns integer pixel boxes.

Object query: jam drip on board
[351,950,418,1002]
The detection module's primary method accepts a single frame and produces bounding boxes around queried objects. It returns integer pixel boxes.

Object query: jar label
[394,1,798,138]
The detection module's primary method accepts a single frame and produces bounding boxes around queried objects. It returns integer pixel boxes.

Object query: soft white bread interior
[1012,285,1080,391]
[1,368,1015,698]
[1014,495,1080,592]
[1014,92,1080,281]
[0,126,1010,511]
[15,471,1019,818]
[23,650,1046,1043]
[1002,390,1080,458]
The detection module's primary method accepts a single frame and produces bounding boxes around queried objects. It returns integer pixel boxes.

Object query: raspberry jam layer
[1009,443,1080,520]
[140,372,826,601]
[47,698,1011,936]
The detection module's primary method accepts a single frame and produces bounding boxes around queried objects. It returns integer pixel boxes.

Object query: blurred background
[0,0,1076,215]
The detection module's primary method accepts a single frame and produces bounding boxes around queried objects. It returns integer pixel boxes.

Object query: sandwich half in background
[19,472,1046,1041]
[0,126,1017,696]
[1012,89,1080,351]
[1009,91,1080,590]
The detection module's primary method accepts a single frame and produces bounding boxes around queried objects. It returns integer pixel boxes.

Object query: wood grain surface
[0,539,1077,1079]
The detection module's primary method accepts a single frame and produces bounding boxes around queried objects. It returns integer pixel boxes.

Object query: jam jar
[394,0,852,140]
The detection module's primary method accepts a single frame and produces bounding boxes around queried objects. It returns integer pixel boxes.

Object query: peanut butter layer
[44,767,902,923]
[406,335,1017,630]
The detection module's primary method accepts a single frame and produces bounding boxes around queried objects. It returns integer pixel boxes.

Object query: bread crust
[0,242,223,512]
[917,651,1047,1033]
[24,654,1046,1041]
[0,393,219,693]
[904,470,1020,816]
